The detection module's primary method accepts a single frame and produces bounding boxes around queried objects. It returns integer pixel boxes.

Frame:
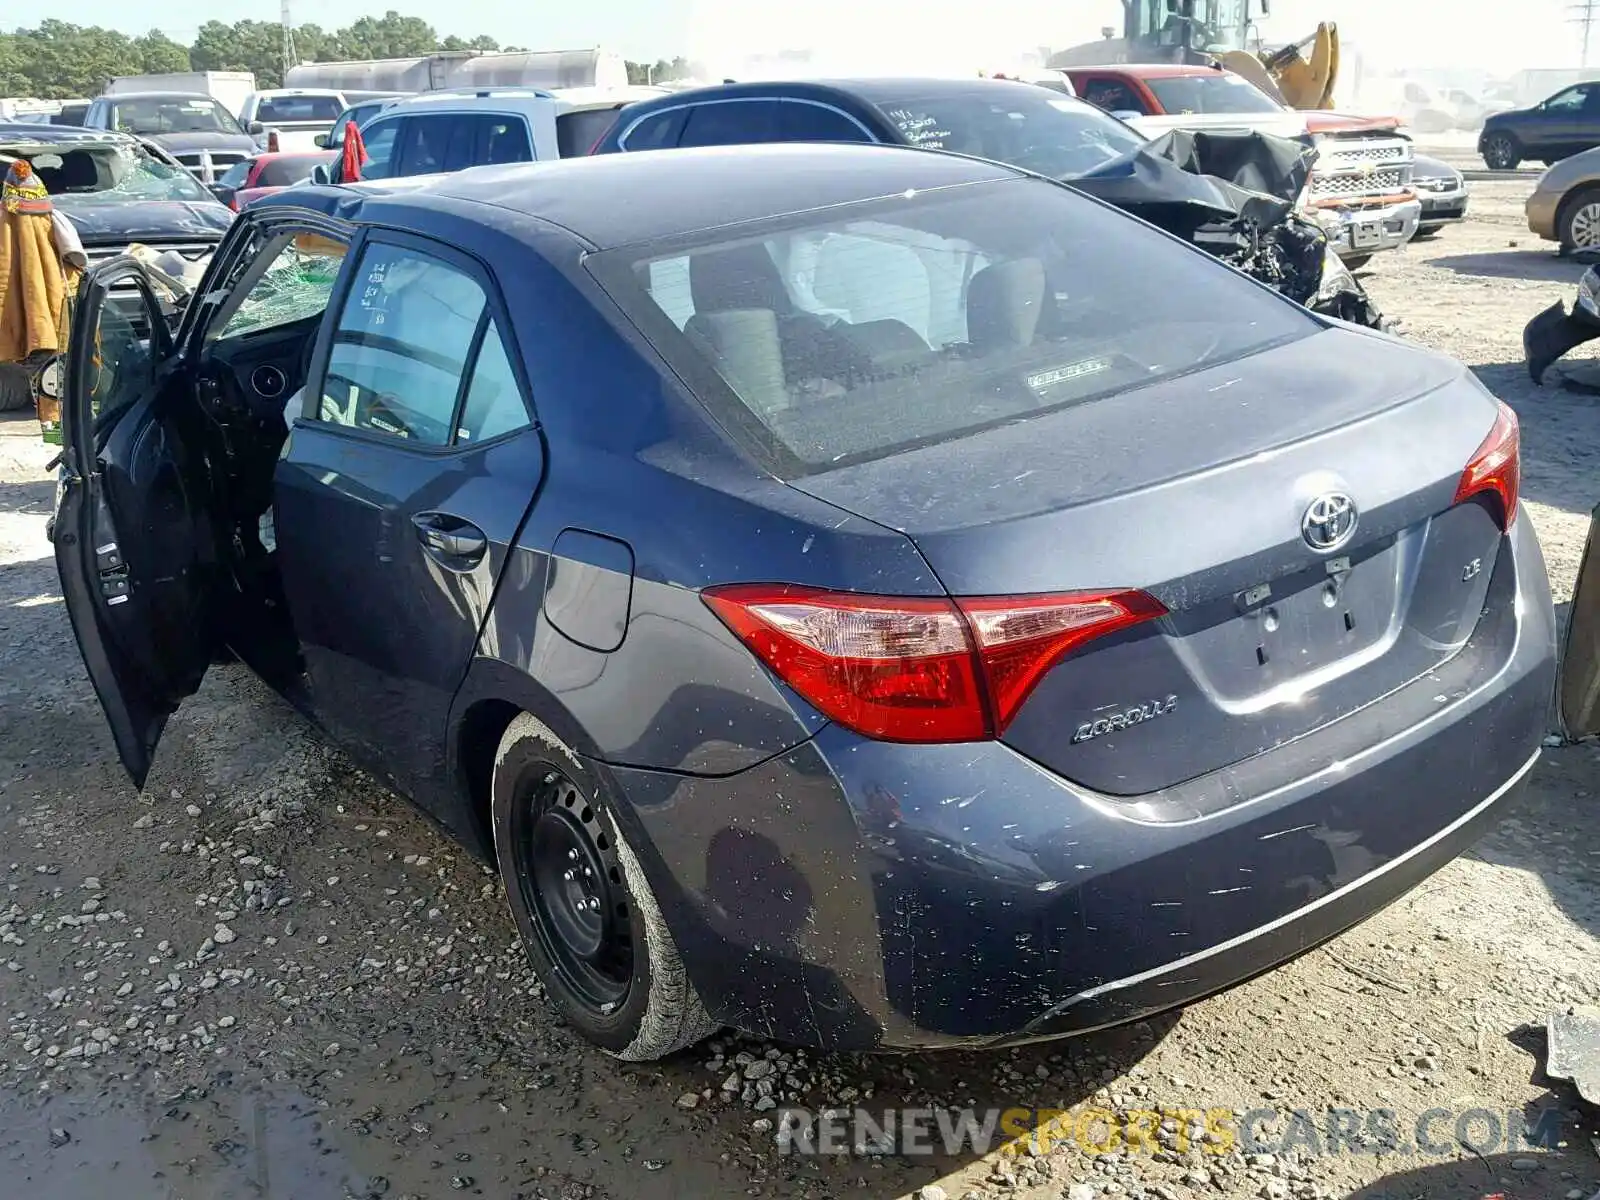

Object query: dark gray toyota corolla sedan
[52,142,1555,1060]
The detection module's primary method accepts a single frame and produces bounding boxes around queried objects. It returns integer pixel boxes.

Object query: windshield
[1147,72,1282,114]
[256,95,345,123]
[590,178,1313,476]
[1126,0,1250,53]
[112,97,244,136]
[16,143,213,204]
[257,153,335,187]
[873,89,1146,180]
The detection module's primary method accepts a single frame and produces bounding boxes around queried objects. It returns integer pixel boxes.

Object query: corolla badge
[1301,492,1358,553]
[1072,695,1178,745]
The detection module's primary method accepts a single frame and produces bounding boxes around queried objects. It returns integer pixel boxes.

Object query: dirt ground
[4,168,1600,1200]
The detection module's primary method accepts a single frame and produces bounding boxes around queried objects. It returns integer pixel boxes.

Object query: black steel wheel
[514,769,634,1014]
[491,713,718,1059]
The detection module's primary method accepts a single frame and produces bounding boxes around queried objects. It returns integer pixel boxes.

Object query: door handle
[412,513,487,563]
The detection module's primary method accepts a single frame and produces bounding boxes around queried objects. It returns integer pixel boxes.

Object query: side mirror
[310,163,331,186]
[247,120,265,135]
[313,133,328,148]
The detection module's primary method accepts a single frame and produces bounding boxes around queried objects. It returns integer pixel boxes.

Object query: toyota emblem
[1302,493,1358,552]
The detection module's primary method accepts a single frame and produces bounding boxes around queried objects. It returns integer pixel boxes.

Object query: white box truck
[104,71,257,119]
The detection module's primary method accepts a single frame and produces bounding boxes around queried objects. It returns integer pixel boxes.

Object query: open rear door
[53,260,220,788]
[1562,502,1600,739]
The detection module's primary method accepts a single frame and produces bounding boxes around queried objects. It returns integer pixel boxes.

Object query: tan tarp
[0,207,66,362]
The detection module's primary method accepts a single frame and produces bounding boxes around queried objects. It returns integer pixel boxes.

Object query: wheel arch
[1557,183,1600,250]
[446,657,607,863]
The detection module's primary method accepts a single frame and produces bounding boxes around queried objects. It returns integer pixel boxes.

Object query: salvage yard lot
[2,174,1600,1200]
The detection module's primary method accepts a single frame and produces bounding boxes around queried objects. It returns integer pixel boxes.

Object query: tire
[0,364,32,413]
[1482,132,1521,170]
[1560,186,1600,255]
[491,712,718,1060]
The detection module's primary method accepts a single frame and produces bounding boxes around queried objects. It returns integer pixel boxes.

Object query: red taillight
[267,130,280,152]
[1454,400,1520,528]
[702,584,1166,743]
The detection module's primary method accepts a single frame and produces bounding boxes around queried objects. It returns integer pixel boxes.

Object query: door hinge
[95,539,131,604]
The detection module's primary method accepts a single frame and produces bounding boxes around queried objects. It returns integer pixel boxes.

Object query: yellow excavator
[1048,0,1342,111]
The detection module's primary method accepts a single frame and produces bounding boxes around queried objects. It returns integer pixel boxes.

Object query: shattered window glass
[213,232,349,341]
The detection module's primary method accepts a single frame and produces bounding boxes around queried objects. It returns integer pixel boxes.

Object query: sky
[34,0,1590,76]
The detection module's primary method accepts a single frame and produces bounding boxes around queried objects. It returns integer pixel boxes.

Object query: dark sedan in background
[53,144,1555,1060]
[1480,80,1600,169]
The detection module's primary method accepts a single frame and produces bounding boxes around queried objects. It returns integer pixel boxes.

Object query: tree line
[1,14,690,98]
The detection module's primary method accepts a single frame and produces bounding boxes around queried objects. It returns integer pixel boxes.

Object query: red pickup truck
[1064,63,1421,263]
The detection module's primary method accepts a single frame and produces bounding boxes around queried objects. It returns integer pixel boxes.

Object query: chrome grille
[171,150,250,183]
[1311,168,1406,197]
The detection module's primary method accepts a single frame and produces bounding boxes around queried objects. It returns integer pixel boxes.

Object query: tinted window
[1145,73,1282,114]
[456,320,529,442]
[256,95,345,122]
[1545,87,1588,112]
[318,243,486,445]
[358,119,402,179]
[256,154,334,187]
[775,102,870,141]
[217,160,252,189]
[620,108,685,150]
[678,100,782,147]
[1081,78,1149,115]
[479,115,532,164]
[593,179,1312,475]
[874,89,1145,178]
[397,114,472,175]
[557,107,623,157]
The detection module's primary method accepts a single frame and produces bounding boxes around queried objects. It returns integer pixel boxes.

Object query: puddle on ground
[0,1075,368,1199]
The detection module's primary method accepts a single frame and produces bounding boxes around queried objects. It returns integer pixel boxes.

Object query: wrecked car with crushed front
[52,144,1554,1058]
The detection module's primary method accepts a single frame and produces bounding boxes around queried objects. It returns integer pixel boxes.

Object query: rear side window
[557,107,623,157]
[456,320,529,442]
[590,179,1314,476]
[775,102,870,142]
[1080,77,1148,115]
[319,244,486,444]
[620,108,686,150]
[480,116,532,164]
[397,114,476,174]
[677,100,783,147]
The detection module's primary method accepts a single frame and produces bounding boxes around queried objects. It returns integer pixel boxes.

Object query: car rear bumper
[614,515,1555,1051]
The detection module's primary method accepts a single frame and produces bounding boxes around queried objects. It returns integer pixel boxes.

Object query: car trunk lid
[787,327,1511,795]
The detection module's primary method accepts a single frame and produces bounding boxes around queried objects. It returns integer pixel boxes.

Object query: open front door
[53,260,219,788]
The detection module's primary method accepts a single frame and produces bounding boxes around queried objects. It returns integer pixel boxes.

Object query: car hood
[53,198,232,243]
[1305,111,1402,134]
[1485,106,1536,127]
[143,130,257,153]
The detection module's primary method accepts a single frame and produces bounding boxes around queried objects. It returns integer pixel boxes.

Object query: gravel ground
[4,175,1600,1200]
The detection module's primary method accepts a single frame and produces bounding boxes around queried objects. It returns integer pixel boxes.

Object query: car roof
[261,142,1019,249]
[626,76,1092,107]
[1066,63,1229,79]
[253,88,344,96]
[103,91,220,101]
[0,123,136,147]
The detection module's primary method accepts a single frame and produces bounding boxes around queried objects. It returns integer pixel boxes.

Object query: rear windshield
[257,153,333,186]
[557,107,621,157]
[257,95,344,123]
[590,178,1315,477]
[1146,73,1282,115]
[871,88,1145,179]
